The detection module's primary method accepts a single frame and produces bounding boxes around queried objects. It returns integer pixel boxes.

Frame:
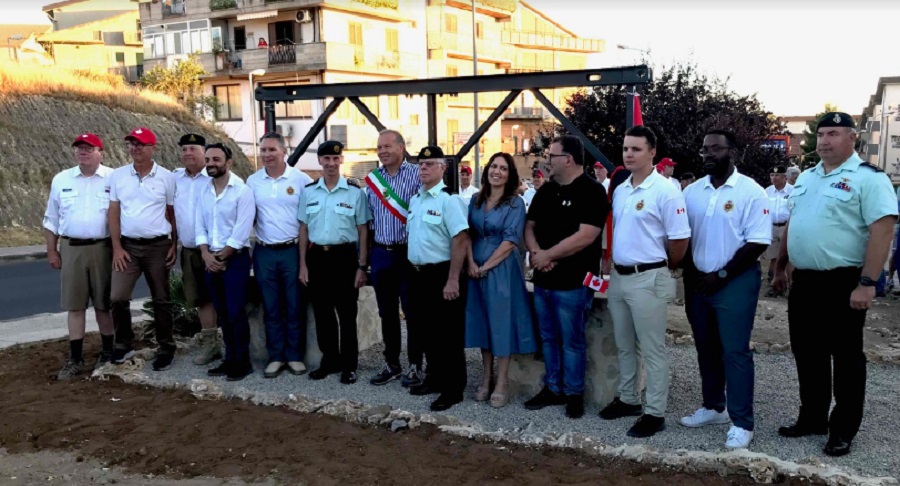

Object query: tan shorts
[763,224,786,261]
[60,238,112,311]
[181,246,210,307]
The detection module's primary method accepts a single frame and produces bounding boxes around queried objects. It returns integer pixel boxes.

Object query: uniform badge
[635,200,644,211]
[723,200,734,212]
[830,181,852,192]
[833,113,841,124]
[423,148,431,157]
[427,209,442,216]
[189,134,196,142]
[286,186,295,195]
[334,145,341,153]
[338,202,352,209]
[135,129,143,134]
[841,177,851,182]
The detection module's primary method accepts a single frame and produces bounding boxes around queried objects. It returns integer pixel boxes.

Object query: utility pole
[471,0,480,184]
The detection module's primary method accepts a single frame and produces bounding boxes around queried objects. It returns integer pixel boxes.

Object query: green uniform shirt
[407,180,469,265]
[297,177,369,245]
[787,152,897,270]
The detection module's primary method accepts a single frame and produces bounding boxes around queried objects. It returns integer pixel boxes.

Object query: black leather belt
[310,243,355,252]
[614,261,667,275]
[62,236,110,247]
[411,261,449,272]
[374,242,407,251]
[258,239,298,250]
[121,235,169,245]
[773,222,787,227]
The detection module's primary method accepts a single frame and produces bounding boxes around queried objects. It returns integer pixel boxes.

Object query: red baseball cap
[657,157,677,167]
[594,161,606,168]
[72,133,103,149]
[532,169,544,178]
[460,166,472,174]
[125,127,157,145]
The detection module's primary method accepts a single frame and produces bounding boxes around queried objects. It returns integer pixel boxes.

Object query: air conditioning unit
[276,124,293,137]
[296,10,312,23]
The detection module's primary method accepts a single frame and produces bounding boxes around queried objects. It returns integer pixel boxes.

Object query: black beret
[317,140,344,156]
[178,133,206,146]
[770,165,787,174]
[417,145,444,160]
[816,112,856,130]
[679,172,695,181]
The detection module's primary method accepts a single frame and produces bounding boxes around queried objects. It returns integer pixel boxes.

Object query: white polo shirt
[43,165,114,239]
[458,184,479,204]
[246,164,313,244]
[173,168,210,249]
[612,169,691,266]
[684,171,772,273]
[109,162,175,239]
[765,183,793,224]
[195,173,256,252]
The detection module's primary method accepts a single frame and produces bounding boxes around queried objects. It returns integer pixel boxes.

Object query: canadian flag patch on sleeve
[583,272,609,293]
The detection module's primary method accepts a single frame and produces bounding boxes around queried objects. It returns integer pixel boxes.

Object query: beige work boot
[193,328,222,365]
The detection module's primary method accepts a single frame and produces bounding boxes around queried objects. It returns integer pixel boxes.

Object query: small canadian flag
[763,209,769,215]
[583,272,609,293]
[676,208,685,214]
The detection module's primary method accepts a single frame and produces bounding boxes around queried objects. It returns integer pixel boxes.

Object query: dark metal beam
[264,102,276,134]
[456,90,521,162]
[427,94,437,146]
[257,66,651,101]
[287,97,344,167]
[348,97,387,133]
[531,88,614,173]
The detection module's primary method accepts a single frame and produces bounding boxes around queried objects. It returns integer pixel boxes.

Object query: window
[93,31,102,41]
[143,19,212,58]
[271,21,295,46]
[388,96,399,119]
[259,82,313,119]
[385,29,398,52]
[213,85,243,121]
[444,14,457,33]
[234,26,246,50]
[114,52,125,65]
[447,119,459,147]
[475,21,484,39]
[410,114,419,125]
[349,22,363,46]
[446,65,458,77]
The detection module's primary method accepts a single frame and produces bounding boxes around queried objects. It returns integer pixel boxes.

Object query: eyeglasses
[72,146,97,154]
[125,142,151,150]
[419,160,444,168]
[546,153,569,161]
[699,145,731,155]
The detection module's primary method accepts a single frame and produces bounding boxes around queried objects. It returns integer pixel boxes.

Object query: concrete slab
[0,300,148,349]
[0,246,46,263]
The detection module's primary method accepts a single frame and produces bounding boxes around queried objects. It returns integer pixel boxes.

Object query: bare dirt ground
[0,340,821,486]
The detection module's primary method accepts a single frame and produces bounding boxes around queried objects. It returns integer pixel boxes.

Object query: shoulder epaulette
[305,179,318,187]
[860,162,884,173]
[347,178,361,188]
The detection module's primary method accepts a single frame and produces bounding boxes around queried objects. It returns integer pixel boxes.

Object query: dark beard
[704,158,731,179]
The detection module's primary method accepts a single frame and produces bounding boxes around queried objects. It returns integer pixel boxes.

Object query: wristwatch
[717,269,728,279]
[359,264,370,272]
[859,276,877,287]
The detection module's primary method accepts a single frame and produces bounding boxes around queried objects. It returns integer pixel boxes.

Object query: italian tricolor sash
[365,169,409,223]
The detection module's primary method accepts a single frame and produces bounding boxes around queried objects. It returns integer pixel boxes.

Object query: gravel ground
[140,337,899,481]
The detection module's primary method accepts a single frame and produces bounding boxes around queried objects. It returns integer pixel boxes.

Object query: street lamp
[512,124,520,155]
[880,108,897,171]
[471,0,481,183]
[7,34,23,63]
[249,68,266,170]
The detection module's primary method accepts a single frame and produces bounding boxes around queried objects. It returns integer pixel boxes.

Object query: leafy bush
[142,270,201,338]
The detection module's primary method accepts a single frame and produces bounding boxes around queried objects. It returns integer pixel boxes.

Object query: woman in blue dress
[466,152,536,408]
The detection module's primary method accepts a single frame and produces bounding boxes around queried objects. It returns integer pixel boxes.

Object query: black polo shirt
[527,173,609,290]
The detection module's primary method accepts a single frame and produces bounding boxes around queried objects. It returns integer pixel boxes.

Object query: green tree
[537,60,790,186]
[799,103,838,169]
[141,54,219,119]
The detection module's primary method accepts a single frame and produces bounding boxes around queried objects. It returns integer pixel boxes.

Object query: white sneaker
[264,361,285,378]
[724,425,753,449]
[679,407,731,428]
[287,361,307,375]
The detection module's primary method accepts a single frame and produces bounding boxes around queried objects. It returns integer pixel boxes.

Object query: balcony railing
[162,1,186,17]
[501,30,604,53]
[268,44,296,65]
[326,42,419,77]
[427,31,512,63]
[209,0,238,10]
[503,106,545,119]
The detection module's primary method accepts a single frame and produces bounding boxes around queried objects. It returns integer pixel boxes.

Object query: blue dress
[465,195,537,356]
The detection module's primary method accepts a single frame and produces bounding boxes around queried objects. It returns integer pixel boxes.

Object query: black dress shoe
[599,397,643,420]
[409,382,440,396]
[823,435,852,457]
[226,362,253,381]
[565,394,584,419]
[523,387,566,410]
[309,366,338,380]
[430,393,463,411]
[778,422,828,438]
[340,371,357,384]
[627,414,666,438]
[207,361,230,377]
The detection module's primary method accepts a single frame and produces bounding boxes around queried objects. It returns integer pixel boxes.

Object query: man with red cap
[593,162,610,191]
[108,127,178,371]
[458,165,479,204]
[522,168,544,208]
[43,133,116,380]
[656,158,681,191]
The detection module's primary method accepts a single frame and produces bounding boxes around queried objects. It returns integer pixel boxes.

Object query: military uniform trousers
[788,266,867,440]
[409,261,467,397]
[205,250,252,364]
[308,243,360,373]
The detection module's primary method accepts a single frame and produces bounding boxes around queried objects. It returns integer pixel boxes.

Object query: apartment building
[860,77,900,183]
[39,0,144,82]
[137,0,602,172]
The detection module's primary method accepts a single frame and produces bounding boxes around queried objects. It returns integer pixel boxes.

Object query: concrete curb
[0,248,46,263]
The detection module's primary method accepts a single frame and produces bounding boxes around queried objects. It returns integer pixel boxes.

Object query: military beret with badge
[317,140,344,156]
[816,112,856,130]
[178,133,206,147]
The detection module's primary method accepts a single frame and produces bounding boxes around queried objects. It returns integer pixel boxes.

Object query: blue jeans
[533,285,593,396]
[252,245,305,363]
[684,265,760,431]
[205,251,251,363]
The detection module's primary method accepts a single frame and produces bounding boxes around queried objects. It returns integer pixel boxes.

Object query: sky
[529,0,900,116]
[6,0,900,116]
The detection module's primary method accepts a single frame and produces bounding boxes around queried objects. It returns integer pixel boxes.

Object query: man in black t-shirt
[523,135,609,419]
